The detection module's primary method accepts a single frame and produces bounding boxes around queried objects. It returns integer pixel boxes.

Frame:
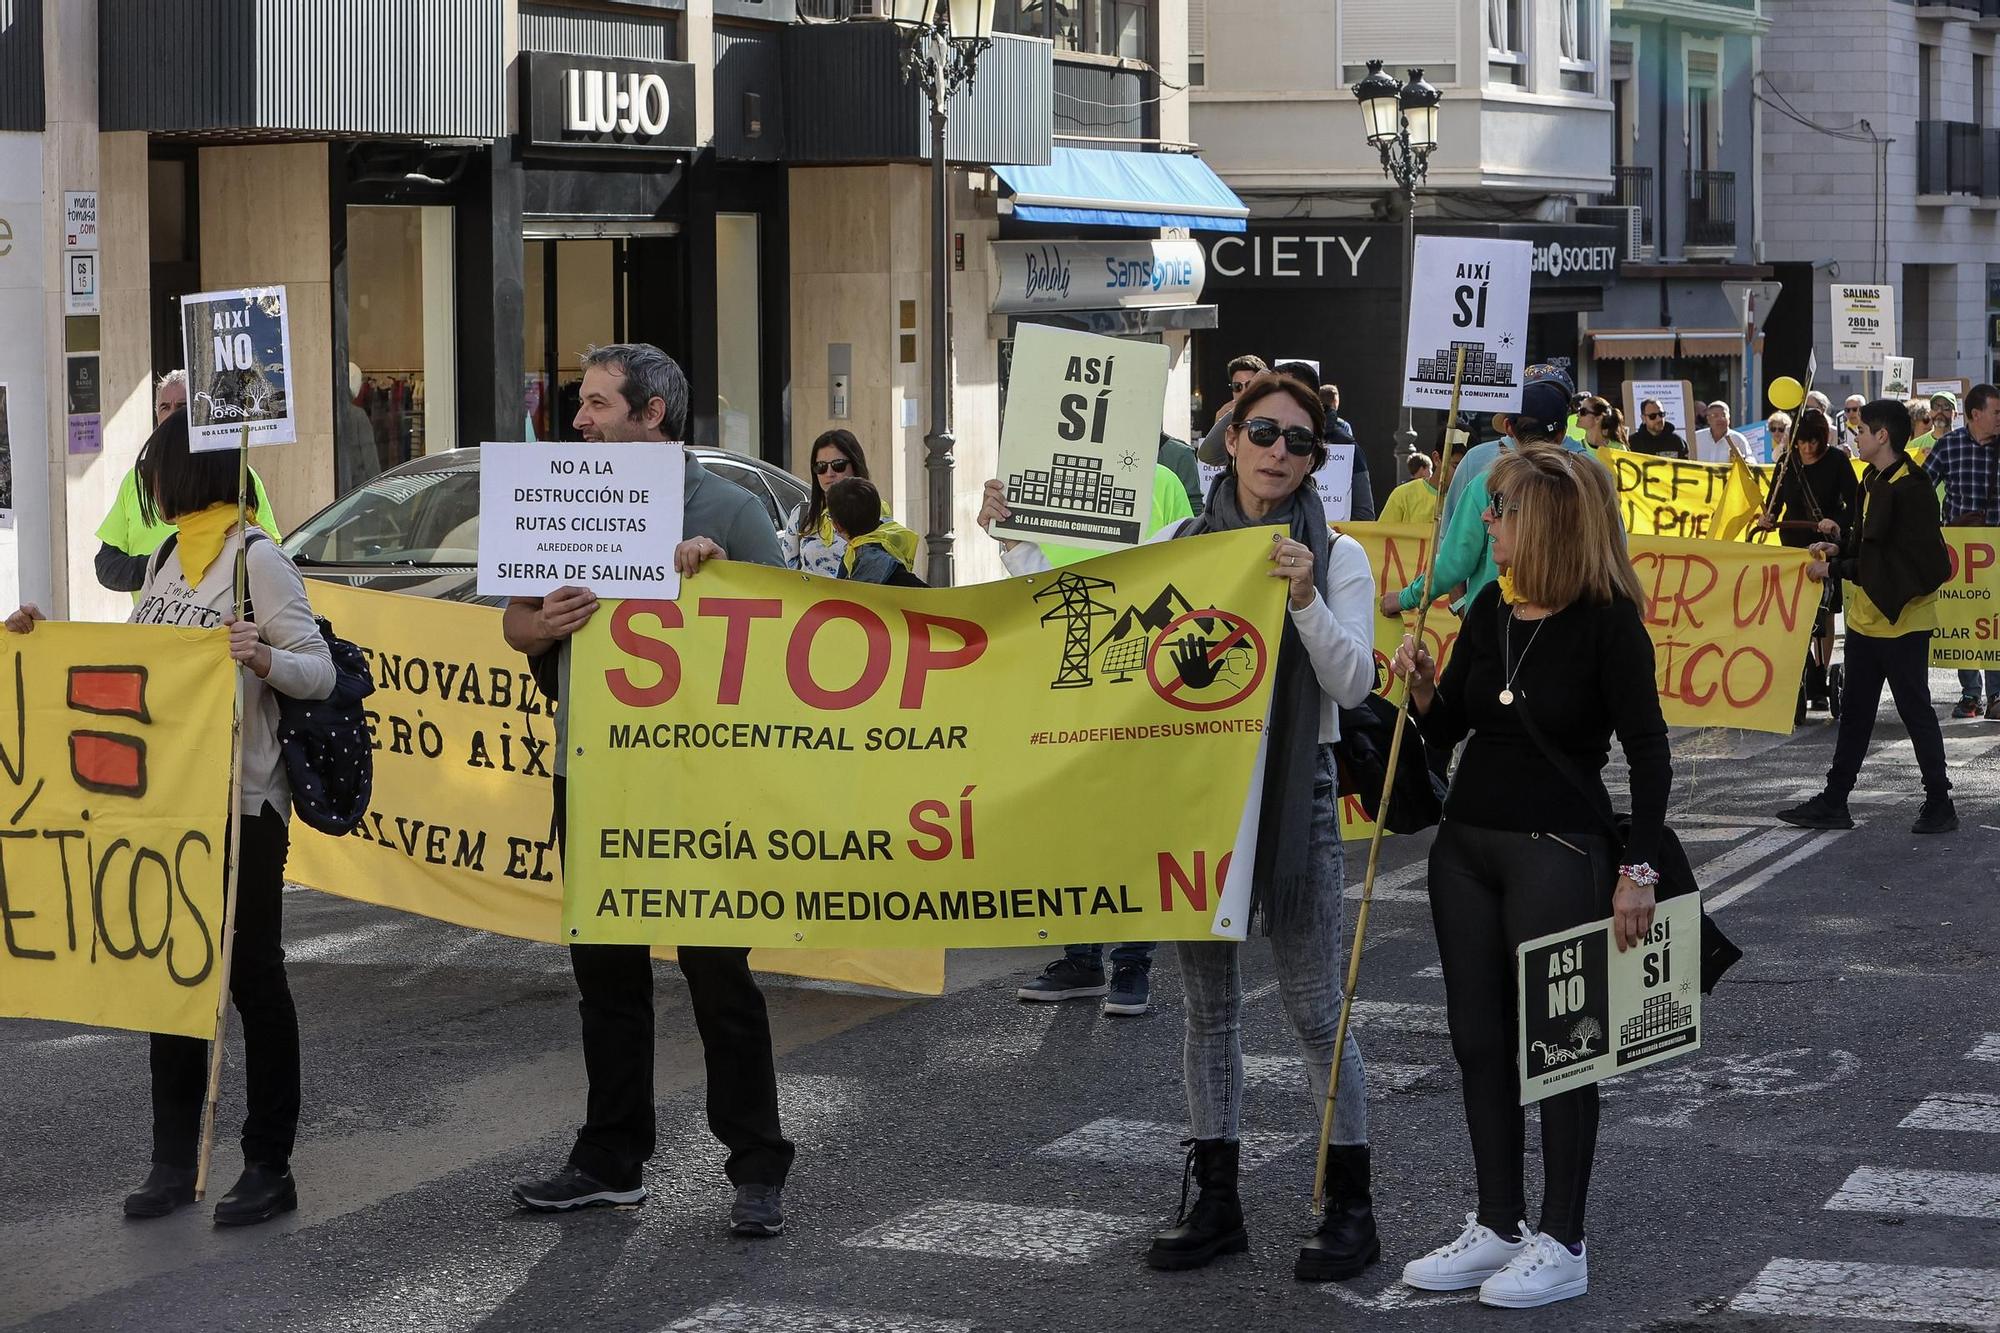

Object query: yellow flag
[1713,457,1774,544]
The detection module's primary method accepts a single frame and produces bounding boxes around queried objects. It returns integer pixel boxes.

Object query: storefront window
[715,213,762,454]
[345,205,456,490]
[525,240,621,440]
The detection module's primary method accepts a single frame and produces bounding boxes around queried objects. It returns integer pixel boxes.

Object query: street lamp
[1351,60,1441,461]
[884,0,995,587]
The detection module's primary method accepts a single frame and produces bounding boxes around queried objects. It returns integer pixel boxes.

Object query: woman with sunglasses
[782,428,918,578]
[980,370,1381,1283]
[1391,444,1670,1310]
[1766,411,1793,459]
[1575,396,1626,455]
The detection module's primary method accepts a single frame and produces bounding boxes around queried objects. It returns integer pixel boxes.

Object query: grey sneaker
[731,1182,785,1237]
[1102,964,1151,1016]
[1016,957,1108,1002]
[511,1164,646,1211]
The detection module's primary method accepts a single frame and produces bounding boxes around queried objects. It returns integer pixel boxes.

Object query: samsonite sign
[989,241,1207,314]
[524,53,697,153]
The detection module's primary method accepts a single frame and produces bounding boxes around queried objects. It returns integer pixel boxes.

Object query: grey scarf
[1186,468,1334,933]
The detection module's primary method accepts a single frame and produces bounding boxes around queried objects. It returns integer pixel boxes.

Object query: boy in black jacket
[1780,398,1958,835]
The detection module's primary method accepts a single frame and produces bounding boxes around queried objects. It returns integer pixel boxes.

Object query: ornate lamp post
[1351,60,1441,461]
[886,0,995,586]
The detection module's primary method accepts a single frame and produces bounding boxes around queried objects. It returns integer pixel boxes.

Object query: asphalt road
[3,675,1997,1333]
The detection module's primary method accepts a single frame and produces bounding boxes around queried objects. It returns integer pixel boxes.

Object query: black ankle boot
[1145,1138,1248,1271]
[1295,1144,1381,1282]
[123,1163,197,1220]
[213,1163,298,1227]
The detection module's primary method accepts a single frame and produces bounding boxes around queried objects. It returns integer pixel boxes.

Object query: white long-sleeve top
[132,530,336,817]
[1000,522,1377,742]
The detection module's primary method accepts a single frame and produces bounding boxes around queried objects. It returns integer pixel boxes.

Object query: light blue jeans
[1175,746,1368,1145]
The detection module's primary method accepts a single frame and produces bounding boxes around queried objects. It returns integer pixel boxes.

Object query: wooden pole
[1310,348,1469,1214]
[194,424,252,1200]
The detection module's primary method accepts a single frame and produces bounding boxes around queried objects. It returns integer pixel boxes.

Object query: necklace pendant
[1499,687,1516,706]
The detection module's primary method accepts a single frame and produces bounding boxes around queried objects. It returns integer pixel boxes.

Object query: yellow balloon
[1767,376,1805,411]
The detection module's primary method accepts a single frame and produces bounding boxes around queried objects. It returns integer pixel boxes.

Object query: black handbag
[1511,697,1742,994]
[1334,690,1449,835]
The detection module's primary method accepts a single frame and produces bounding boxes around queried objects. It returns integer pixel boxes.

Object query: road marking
[1610,1048,1860,1130]
[1322,1280,1475,1313]
[1240,1054,1436,1094]
[21,1031,124,1056]
[1729,1259,2000,1328]
[1036,1118,1308,1170]
[1825,1166,2000,1221]
[1670,826,1751,843]
[1347,1000,1451,1037]
[286,921,404,963]
[663,1300,975,1333]
[1688,828,1814,898]
[1970,1034,2000,1064]
[844,1201,1152,1264]
[1902,1093,2000,1135]
[1706,830,1848,911]
[1413,962,1443,978]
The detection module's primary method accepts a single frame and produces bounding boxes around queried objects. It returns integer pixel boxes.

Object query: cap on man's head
[1523,362,1576,396]
[1514,380,1573,434]
[1931,390,1959,410]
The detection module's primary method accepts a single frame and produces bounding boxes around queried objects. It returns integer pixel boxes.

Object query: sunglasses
[812,458,853,477]
[1645,411,1664,421]
[1229,379,1254,394]
[1240,417,1318,456]
[1484,490,1510,518]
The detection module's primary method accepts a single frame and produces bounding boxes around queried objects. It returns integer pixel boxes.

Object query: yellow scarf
[841,528,904,576]
[1496,571,1521,605]
[171,502,273,585]
[821,510,921,571]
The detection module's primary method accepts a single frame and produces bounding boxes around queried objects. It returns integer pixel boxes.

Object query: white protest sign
[179,287,296,452]
[1403,236,1531,413]
[1882,356,1914,399]
[477,442,686,600]
[1314,444,1356,521]
[1625,379,1695,438]
[1516,893,1703,1104]
[1830,284,1894,371]
[992,323,1169,552]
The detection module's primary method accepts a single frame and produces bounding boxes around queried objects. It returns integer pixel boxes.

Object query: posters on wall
[179,287,297,453]
[1401,236,1531,414]
[991,323,1170,552]
[1517,894,1703,1103]
[476,442,686,601]
[1830,284,1895,372]
[64,353,101,457]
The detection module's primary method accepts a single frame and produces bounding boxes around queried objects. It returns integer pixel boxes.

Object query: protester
[96,371,277,593]
[1380,448,1440,526]
[985,369,1380,1281]
[1200,355,1271,459]
[1629,399,1688,458]
[1312,380,1377,520]
[1391,444,1670,1309]
[1780,399,1957,834]
[1387,378,1585,618]
[1754,407,1857,720]
[1916,390,1957,458]
[1160,430,1204,516]
[1576,396,1623,453]
[10,408,334,1226]
[1566,392,1590,446]
[1840,395,1866,453]
[502,344,796,1236]
[1766,411,1793,458]
[825,477,911,583]
[1695,401,1752,464]
[782,428,918,578]
[1922,382,2000,719]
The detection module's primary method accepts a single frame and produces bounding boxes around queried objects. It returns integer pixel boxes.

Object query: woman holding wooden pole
[6,408,331,1225]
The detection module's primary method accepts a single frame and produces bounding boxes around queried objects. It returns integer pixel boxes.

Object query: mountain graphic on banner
[1096,584,1217,682]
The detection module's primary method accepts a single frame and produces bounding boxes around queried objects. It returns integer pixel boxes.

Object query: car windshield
[285,468,480,566]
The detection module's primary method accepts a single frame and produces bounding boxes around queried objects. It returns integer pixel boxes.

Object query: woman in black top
[1391,445,1671,1310]
[1754,408,1857,715]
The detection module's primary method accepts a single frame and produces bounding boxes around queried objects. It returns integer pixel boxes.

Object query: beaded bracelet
[1618,863,1661,889]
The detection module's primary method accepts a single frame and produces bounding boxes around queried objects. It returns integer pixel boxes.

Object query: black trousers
[150,805,298,1170]
[1428,820,1606,1247]
[1826,628,1952,801]
[552,776,794,1189]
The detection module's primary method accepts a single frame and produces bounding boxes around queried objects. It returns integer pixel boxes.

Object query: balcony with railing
[1684,170,1736,251]
[1917,120,2000,198]
[1610,165,1655,253]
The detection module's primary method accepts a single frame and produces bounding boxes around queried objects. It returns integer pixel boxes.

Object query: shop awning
[994,148,1249,233]
[1587,328,1678,359]
[1677,328,1765,357]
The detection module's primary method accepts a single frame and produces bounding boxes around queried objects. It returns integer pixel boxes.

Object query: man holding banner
[500,344,797,1238]
[1923,383,2000,719]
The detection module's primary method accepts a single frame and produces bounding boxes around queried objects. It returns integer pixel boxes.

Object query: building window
[1919,43,1937,123]
[1685,44,1721,175]
[1610,36,1637,165]
[1187,0,1203,84]
[1977,53,1990,126]
[715,213,762,456]
[998,0,1147,58]
[345,205,456,490]
[1559,0,1597,94]
[1487,0,1524,87]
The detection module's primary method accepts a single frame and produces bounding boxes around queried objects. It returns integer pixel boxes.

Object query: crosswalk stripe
[1824,1166,2000,1221]
[286,921,404,963]
[1240,1054,1436,1094]
[1968,1034,2000,1064]
[844,1201,1152,1264]
[1729,1258,2000,1327]
[663,1300,974,1333]
[1705,830,1847,912]
[1035,1118,1308,1169]
[1688,828,1813,895]
[1901,1093,2000,1135]
[1347,999,1451,1037]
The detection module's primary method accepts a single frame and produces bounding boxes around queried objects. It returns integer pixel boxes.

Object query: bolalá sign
[523,53,698,153]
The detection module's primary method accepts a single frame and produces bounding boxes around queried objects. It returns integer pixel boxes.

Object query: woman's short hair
[136,408,242,525]
[1487,445,1646,610]
[1793,407,1832,448]
[1226,371,1327,472]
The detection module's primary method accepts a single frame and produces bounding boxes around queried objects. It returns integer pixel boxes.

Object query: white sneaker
[1402,1214,1530,1291]
[1478,1231,1589,1309]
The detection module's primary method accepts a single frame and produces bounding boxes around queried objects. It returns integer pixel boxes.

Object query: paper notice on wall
[180,286,297,452]
[476,441,686,600]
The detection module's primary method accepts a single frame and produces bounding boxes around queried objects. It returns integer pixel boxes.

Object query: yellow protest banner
[562,530,1289,950]
[284,582,946,995]
[0,624,235,1038]
[1603,447,1777,542]
[1932,532,2000,669]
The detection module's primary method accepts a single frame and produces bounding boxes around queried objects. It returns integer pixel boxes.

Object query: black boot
[1294,1144,1382,1282]
[122,1163,197,1220]
[1145,1138,1247,1271]
[1805,656,1829,709]
[213,1163,298,1227]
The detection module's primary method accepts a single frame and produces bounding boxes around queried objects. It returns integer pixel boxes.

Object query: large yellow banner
[285,582,947,995]
[563,530,1289,950]
[0,624,235,1038]
[1933,532,2000,669]
[1601,447,1774,542]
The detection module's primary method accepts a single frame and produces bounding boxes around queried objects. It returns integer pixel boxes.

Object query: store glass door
[345,205,457,487]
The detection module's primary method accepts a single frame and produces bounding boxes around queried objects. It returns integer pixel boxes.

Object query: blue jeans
[1066,941,1156,972]
[1957,668,2000,701]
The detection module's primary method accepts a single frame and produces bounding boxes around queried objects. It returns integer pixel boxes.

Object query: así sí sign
[523,53,698,153]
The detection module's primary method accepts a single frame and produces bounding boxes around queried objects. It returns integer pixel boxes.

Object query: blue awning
[994,148,1248,233]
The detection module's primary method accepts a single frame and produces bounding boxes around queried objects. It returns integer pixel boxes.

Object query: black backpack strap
[1507,673,1623,845]
[146,530,180,587]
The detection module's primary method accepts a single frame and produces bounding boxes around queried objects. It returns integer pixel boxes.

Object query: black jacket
[1830,451,1952,624]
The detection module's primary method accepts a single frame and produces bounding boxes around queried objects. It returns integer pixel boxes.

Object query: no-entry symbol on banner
[1145,609,1267,713]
